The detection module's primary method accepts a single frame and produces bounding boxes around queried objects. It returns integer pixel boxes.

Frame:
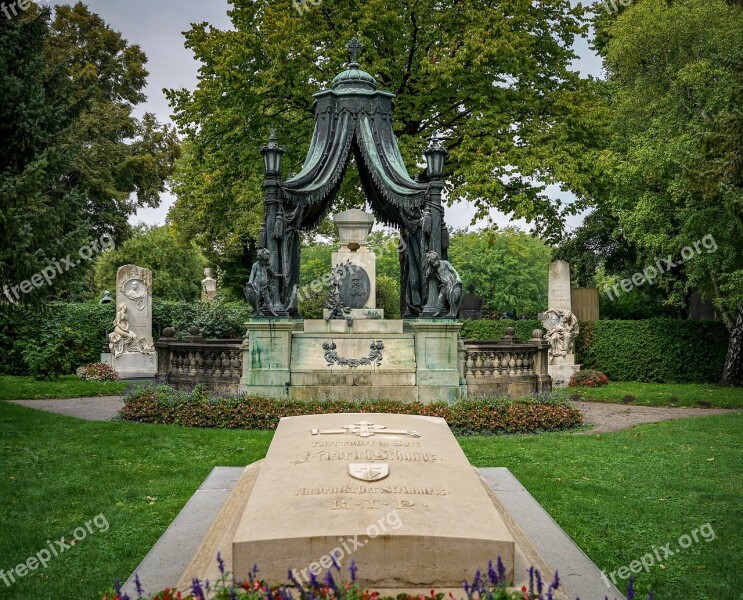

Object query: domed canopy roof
[280,37,428,231]
[331,37,378,90]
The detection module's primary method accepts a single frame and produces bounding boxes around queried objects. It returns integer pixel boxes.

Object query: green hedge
[0,301,251,377]
[460,319,543,342]
[576,319,728,383]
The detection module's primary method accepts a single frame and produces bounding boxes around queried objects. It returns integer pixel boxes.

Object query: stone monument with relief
[108,264,156,379]
[542,260,580,386]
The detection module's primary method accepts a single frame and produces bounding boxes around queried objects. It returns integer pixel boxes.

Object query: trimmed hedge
[460,319,543,342]
[0,301,251,377]
[575,319,728,383]
[120,386,583,435]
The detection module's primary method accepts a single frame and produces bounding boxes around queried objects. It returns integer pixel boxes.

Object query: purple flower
[191,577,206,600]
[217,551,226,575]
[114,578,121,595]
[552,570,560,590]
[496,556,506,584]
[487,560,498,585]
[528,566,534,595]
[330,552,341,572]
[349,559,358,583]
[536,569,543,593]
[134,573,144,597]
[627,576,635,600]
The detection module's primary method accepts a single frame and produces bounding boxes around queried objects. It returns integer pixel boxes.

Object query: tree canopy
[165,0,597,292]
[92,225,207,301]
[589,0,743,384]
[0,3,180,306]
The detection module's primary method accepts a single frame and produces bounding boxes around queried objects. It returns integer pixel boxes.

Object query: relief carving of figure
[541,308,579,362]
[109,303,153,358]
[245,248,282,317]
[424,251,463,318]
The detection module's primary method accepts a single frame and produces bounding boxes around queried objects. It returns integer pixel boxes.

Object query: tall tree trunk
[721,305,743,387]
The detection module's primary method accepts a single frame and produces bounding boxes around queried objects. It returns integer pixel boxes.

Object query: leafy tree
[447,228,553,317]
[166,0,597,294]
[47,3,181,241]
[93,225,207,301]
[0,3,180,308]
[0,7,89,306]
[592,0,743,385]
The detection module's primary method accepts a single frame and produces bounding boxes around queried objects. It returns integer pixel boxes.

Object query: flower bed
[119,386,582,435]
[568,369,609,388]
[103,555,649,600]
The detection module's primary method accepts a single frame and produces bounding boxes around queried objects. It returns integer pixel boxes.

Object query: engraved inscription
[292,449,440,464]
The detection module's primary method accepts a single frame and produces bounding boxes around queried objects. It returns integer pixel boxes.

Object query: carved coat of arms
[348,463,390,482]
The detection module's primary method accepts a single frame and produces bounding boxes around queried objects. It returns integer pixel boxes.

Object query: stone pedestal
[240,319,465,403]
[111,352,157,379]
[240,320,295,397]
[331,209,377,310]
[232,413,515,588]
[408,320,462,403]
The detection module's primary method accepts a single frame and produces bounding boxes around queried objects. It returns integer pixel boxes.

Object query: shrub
[0,300,252,377]
[119,386,582,434]
[76,362,119,382]
[576,319,728,383]
[460,319,543,342]
[568,369,608,388]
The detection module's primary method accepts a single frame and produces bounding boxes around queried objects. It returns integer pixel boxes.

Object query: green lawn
[0,375,130,400]
[574,381,743,408]
[0,401,740,600]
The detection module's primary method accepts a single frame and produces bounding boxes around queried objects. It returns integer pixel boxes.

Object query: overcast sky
[58,1,604,232]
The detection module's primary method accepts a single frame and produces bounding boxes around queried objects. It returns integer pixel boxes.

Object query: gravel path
[7,396,739,433]
[570,400,738,434]
[10,396,124,421]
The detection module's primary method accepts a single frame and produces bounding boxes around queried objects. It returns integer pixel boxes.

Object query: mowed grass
[0,402,741,600]
[574,381,743,408]
[460,414,743,600]
[0,401,274,599]
[0,375,129,400]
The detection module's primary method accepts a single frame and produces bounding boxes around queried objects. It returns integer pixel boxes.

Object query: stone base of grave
[548,356,581,388]
[241,319,461,403]
[107,351,157,380]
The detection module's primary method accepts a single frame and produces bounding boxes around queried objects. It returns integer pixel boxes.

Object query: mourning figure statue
[425,251,463,318]
[245,248,282,317]
[108,303,152,357]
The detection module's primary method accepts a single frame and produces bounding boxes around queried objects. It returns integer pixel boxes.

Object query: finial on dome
[347,37,363,68]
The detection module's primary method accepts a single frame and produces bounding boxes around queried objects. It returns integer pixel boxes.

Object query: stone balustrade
[461,328,552,396]
[154,325,551,398]
[155,327,243,393]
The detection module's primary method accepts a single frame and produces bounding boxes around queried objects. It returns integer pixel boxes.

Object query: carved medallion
[348,462,390,482]
[119,266,151,311]
[337,262,370,308]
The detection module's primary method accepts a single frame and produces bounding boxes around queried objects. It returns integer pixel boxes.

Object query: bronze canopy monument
[241,39,465,402]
